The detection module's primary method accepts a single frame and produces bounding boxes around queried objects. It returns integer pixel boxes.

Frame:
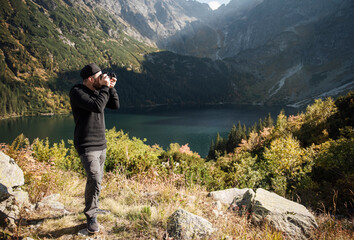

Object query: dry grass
[1,150,353,239]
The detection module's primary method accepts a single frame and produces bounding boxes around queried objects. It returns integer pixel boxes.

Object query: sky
[196,0,231,10]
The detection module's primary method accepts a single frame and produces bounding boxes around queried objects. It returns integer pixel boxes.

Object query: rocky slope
[75,0,354,106]
[165,0,354,105]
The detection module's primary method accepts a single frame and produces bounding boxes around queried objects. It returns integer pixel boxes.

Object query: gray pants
[80,149,106,219]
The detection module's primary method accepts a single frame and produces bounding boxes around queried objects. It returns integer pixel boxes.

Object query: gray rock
[0,183,10,201]
[0,151,29,227]
[167,209,213,240]
[208,188,250,205]
[0,196,19,227]
[234,188,318,240]
[36,194,69,214]
[0,151,25,196]
[230,189,255,215]
[12,189,29,206]
[0,189,29,227]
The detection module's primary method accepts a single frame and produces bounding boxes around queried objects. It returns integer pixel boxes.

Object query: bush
[297,98,337,146]
[32,138,67,165]
[263,134,314,195]
[217,152,263,190]
[158,143,211,187]
[105,128,163,176]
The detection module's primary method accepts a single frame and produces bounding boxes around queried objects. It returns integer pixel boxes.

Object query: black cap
[80,63,101,79]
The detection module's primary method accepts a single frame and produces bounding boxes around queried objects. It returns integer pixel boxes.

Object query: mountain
[159,0,354,106]
[0,0,353,118]
[0,0,235,118]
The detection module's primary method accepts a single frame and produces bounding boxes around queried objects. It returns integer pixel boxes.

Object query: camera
[101,72,116,79]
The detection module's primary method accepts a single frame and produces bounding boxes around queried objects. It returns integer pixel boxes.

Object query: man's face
[91,71,102,90]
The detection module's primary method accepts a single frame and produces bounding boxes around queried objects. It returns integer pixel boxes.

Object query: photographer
[69,63,119,233]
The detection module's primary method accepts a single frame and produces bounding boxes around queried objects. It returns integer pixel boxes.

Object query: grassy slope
[1,145,352,239]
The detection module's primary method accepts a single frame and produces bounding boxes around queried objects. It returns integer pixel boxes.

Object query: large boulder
[232,188,318,239]
[0,151,25,189]
[0,151,29,227]
[167,209,213,240]
[208,188,250,205]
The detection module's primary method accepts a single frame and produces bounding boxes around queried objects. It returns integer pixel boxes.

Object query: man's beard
[93,78,101,90]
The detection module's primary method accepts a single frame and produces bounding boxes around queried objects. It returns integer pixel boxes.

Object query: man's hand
[109,77,117,89]
[99,74,110,87]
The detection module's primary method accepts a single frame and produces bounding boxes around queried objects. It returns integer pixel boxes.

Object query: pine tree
[207,140,215,160]
[264,113,274,128]
[227,124,237,152]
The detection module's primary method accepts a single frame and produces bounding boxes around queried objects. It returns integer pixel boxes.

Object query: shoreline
[0,102,303,121]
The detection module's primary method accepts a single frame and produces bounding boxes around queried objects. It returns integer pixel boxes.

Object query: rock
[36,194,69,215]
[232,188,318,239]
[0,151,25,201]
[230,189,255,215]
[0,151,24,189]
[0,183,10,201]
[208,188,250,205]
[0,151,29,227]
[0,196,20,227]
[167,209,213,240]
[0,189,30,227]
[12,189,29,206]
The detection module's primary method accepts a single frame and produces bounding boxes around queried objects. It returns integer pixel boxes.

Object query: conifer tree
[227,124,237,153]
[264,113,274,128]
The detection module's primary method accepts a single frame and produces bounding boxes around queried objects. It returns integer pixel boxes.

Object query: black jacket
[69,84,120,155]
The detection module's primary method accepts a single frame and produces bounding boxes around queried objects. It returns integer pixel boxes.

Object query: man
[69,63,120,233]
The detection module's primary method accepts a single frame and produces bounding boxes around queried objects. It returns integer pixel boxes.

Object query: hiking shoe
[97,209,110,215]
[87,217,99,234]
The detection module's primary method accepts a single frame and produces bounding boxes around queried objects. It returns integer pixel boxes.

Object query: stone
[36,194,67,213]
[167,209,213,240]
[0,183,10,201]
[0,196,20,227]
[237,188,318,240]
[230,189,255,215]
[12,189,29,206]
[0,151,25,189]
[34,194,69,215]
[0,151,29,228]
[208,188,250,205]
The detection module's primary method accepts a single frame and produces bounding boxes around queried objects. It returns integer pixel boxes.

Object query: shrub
[217,152,263,189]
[263,134,314,195]
[297,98,337,146]
[105,128,163,175]
[159,143,210,187]
[32,138,67,165]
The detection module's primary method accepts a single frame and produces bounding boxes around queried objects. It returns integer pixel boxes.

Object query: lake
[0,105,299,157]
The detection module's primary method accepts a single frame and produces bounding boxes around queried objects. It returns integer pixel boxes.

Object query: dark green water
[0,105,299,157]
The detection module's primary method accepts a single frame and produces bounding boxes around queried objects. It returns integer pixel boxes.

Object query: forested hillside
[0,0,155,117]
